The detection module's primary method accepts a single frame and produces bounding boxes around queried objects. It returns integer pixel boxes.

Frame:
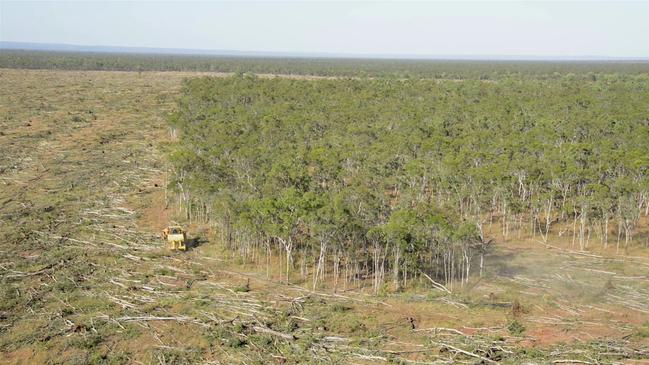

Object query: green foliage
[507,320,526,336]
[168,72,649,285]
[233,285,250,293]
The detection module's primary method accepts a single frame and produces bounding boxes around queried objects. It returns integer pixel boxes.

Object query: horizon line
[2,41,649,62]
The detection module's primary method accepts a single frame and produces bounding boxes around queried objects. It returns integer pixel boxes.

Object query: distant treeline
[168,74,648,291]
[1,49,649,80]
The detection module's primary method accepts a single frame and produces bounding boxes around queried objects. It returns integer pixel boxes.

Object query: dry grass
[1,69,648,364]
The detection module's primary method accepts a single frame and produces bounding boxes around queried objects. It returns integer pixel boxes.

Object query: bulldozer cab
[164,225,186,251]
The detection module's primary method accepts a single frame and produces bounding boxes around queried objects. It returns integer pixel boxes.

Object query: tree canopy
[168,72,649,289]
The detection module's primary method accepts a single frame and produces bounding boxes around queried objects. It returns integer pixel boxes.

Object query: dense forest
[168,74,649,292]
[2,49,649,80]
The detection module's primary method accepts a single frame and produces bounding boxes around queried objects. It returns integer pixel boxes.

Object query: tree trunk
[313,239,327,290]
[393,246,401,290]
[604,216,609,249]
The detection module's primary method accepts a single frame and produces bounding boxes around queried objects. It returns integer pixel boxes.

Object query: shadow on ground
[185,236,208,250]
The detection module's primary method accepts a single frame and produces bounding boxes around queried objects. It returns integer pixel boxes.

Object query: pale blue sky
[1,1,648,57]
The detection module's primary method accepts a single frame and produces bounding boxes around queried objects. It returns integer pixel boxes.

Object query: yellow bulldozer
[162,226,186,251]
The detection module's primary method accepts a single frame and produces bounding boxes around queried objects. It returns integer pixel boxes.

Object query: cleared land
[1,69,648,364]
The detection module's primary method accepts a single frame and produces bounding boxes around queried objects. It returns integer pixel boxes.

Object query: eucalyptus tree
[167,71,649,291]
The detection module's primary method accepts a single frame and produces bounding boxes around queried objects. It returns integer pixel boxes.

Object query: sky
[1,1,649,58]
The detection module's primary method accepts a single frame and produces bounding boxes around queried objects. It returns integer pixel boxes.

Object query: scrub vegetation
[2,49,649,79]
